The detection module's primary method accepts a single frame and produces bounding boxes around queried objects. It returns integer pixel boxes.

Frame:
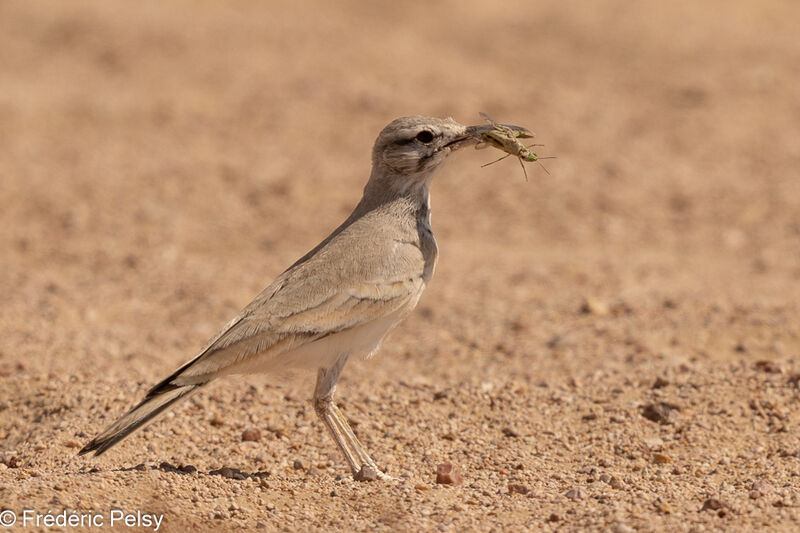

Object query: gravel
[2,1,800,532]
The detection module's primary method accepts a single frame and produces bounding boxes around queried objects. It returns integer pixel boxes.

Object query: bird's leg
[327,402,388,480]
[313,358,359,474]
[312,356,388,481]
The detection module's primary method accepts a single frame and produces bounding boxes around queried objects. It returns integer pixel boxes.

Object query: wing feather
[170,232,427,384]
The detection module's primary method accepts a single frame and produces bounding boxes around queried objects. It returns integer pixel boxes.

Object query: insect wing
[479,112,498,126]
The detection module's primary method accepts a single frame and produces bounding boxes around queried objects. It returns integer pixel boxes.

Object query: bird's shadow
[78,462,271,480]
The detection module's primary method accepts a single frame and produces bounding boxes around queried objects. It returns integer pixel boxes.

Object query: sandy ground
[2,1,800,531]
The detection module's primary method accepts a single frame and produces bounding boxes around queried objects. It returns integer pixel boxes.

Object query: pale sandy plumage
[80,115,525,480]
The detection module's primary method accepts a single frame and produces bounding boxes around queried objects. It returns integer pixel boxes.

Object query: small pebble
[269,426,288,438]
[749,480,772,499]
[436,463,462,485]
[643,436,664,450]
[210,467,247,480]
[580,297,609,316]
[754,360,782,374]
[700,498,726,512]
[751,480,772,493]
[641,402,679,424]
[508,483,529,495]
[609,476,626,490]
[651,377,670,389]
[656,501,674,514]
[354,464,378,482]
[242,428,261,442]
[565,487,586,501]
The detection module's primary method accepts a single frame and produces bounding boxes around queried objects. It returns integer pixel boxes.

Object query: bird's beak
[446,122,535,151]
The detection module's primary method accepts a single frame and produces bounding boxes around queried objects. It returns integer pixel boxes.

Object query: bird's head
[371,116,475,182]
[366,115,531,199]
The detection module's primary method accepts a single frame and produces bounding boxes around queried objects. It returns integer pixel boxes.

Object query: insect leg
[517,156,529,181]
[480,153,513,167]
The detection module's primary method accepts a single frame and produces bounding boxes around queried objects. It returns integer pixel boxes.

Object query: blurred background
[1,0,797,382]
[2,1,800,529]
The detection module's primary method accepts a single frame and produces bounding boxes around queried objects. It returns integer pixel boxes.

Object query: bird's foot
[353,464,393,482]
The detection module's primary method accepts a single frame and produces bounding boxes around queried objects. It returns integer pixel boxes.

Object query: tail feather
[78,379,203,457]
[79,330,230,457]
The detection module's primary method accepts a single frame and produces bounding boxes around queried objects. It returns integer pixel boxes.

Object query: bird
[79,115,525,481]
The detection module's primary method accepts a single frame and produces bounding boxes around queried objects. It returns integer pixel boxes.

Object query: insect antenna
[535,156,557,176]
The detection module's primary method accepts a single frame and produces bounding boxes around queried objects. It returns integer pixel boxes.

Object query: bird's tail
[78,372,207,457]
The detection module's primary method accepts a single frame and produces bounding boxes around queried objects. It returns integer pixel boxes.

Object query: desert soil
[1,1,800,531]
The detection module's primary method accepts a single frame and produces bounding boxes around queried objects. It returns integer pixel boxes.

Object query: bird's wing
[165,230,426,386]
[80,237,426,456]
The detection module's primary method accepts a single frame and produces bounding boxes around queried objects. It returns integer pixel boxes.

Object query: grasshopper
[476,112,553,179]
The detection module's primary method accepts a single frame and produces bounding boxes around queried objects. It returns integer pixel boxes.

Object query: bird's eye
[415,130,434,143]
